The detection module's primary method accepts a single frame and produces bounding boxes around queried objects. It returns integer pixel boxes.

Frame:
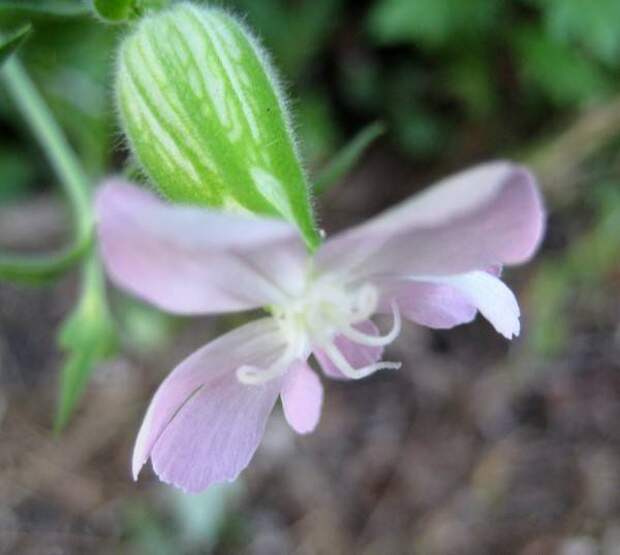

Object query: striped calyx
[116,2,320,249]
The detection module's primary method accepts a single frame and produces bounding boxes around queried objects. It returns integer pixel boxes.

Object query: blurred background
[1,0,620,553]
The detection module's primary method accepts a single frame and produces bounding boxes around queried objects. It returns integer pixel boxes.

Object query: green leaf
[531,0,620,67]
[314,121,386,194]
[92,0,134,22]
[297,90,342,168]
[367,0,502,48]
[226,0,343,79]
[513,25,611,106]
[55,253,117,432]
[0,24,30,66]
[0,1,88,16]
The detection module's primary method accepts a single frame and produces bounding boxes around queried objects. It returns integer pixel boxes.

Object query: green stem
[0,57,93,283]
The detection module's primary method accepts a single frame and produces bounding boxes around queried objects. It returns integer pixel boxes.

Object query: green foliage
[117,296,178,355]
[91,0,171,23]
[358,0,620,159]
[0,1,88,16]
[532,0,620,67]
[0,23,30,65]
[296,90,342,169]
[0,9,117,176]
[226,0,343,78]
[513,26,611,107]
[0,148,36,200]
[444,52,497,119]
[92,0,134,23]
[368,0,502,49]
[315,121,385,193]
[55,253,117,432]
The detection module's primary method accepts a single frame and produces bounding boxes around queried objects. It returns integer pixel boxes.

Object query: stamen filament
[236,340,301,385]
[236,363,287,385]
[322,340,401,380]
[341,301,401,347]
[350,283,379,323]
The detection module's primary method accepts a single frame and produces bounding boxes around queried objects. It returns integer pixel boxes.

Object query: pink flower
[96,161,544,492]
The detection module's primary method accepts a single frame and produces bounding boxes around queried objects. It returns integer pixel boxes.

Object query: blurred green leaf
[91,0,170,22]
[314,121,385,194]
[445,52,497,118]
[339,55,383,114]
[513,25,611,107]
[23,17,117,174]
[0,148,36,200]
[55,253,117,432]
[0,23,30,65]
[393,107,448,158]
[367,0,502,48]
[531,0,620,67]
[92,0,133,22]
[0,1,88,16]
[297,90,342,169]
[226,0,343,78]
[118,296,177,355]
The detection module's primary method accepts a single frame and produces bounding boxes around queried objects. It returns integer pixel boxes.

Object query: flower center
[236,274,402,384]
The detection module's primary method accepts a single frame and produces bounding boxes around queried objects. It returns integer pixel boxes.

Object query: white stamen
[236,342,298,385]
[350,283,378,323]
[321,340,401,380]
[341,301,401,347]
[236,364,286,384]
[236,274,403,386]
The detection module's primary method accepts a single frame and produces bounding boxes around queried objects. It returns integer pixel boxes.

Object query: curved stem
[0,57,93,283]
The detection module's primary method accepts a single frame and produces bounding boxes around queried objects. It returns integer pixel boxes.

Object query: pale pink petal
[132,318,287,491]
[280,360,323,434]
[378,279,477,329]
[316,162,544,279]
[151,372,283,493]
[314,320,383,380]
[428,271,521,339]
[96,179,307,315]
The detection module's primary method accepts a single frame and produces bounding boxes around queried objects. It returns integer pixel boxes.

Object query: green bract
[116,2,320,249]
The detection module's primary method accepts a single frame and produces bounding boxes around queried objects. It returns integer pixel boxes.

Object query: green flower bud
[116,2,320,249]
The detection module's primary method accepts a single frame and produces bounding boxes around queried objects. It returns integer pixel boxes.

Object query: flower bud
[116,2,320,248]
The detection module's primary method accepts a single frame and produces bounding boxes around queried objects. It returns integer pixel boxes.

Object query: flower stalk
[0,57,93,282]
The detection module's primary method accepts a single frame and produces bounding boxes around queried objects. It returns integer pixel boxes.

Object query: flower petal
[280,360,323,434]
[314,320,383,380]
[428,271,521,339]
[378,279,477,329]
[132,318,287,491]
[96,179,307,314]
[317,161,544,279]
[151,372,283,493]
